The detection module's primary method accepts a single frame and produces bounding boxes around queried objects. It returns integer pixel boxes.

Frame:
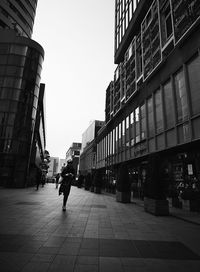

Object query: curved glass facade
[0,0,38,38]
[0,38,44,187]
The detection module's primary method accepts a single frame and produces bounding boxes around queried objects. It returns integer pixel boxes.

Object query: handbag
[58,176,63,183]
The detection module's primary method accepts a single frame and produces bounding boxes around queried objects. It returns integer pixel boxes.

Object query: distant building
[47,157,59,178]
[59,159,66,172]
[66,142,82,175]
[79,120,104,175]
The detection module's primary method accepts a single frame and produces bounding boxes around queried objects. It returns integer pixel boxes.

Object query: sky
[32,0,116,159]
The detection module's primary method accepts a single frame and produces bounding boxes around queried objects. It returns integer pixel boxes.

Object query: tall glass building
[0,0,37,38]
[0,0,45,187]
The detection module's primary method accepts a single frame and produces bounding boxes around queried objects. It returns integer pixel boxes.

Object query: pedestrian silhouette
[55,173,60,189]
[59,160,75,211]
[36,166,42,190]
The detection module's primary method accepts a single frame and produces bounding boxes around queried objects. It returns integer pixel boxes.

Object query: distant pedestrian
[77,171,84,188]
[41,172,46,187]
[55,173,60,189]
[59,160,75,211]
[36,167,42,190]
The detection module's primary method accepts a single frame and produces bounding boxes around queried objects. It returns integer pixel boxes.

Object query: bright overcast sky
[32,0,116,159]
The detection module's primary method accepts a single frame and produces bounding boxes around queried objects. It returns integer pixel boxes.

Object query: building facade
[66,142,82,175]
[96,0,200,212]
[0,1,45,187]
[79,120,104,175]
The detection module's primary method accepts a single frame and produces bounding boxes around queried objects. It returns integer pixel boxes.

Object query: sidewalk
[0,184,200,272]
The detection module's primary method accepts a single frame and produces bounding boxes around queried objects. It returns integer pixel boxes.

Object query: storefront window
[174,69,188,122]
[155,89,163,133]
[187,54,200,116]
[163,80,175,129]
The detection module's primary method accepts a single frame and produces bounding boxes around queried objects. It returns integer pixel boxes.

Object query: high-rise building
[96,0,200,214]
[0,0,45,187]
[0,0,37,38]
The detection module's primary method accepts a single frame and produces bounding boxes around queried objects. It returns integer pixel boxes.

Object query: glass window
[160,1,173,46]
[126,116,129,129]
[135,107,140,143]
[0,66,6,75]
[5,66,24,77]
[122,119,125,145]
[7,113,15,125]
[130,112,134,124]
[187,54,200,116]
[140,103,146,140]
[10,45,28,56]
[130,111,135,145]
[0,112,7,125]
[0,44,9,54]
[163,80,175,129]
[147,97,154,137]
[0,55,8,64]
[8,55,26,66]
[174,69,188,122]
[115,125,118,153]
[113,128,115,155]
[119,123,121,139]
[0,101,9,111]
[155,89,164,133]
[136,34,143,78]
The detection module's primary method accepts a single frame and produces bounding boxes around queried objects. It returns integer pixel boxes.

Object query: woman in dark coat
[59,160,75,211]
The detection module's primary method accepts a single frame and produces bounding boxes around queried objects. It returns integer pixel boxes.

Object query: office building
[96,0,200,213]
[0,0,45,187]
[0,0,37,38]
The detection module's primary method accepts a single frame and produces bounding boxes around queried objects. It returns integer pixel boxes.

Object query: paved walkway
[0,184,200,272]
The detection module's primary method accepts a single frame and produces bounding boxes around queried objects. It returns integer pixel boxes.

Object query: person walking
[59,160,75,211]
[55,173,60,189]
[36,166,42,190]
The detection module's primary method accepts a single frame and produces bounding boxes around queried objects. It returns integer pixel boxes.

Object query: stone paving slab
[0,184,200,271]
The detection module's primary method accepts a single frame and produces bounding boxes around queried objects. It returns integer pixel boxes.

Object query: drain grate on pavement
[15,201,42,205]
